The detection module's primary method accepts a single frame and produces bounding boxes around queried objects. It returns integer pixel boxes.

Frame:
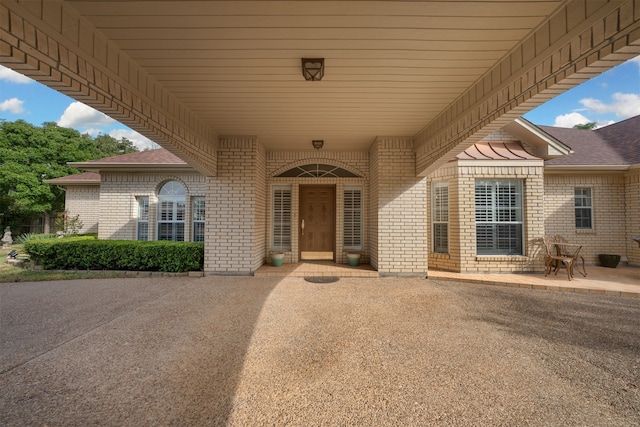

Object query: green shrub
[15,233,57,244]
[24,239,204,272]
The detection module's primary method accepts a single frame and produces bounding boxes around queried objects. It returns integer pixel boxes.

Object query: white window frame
[432,181,449,254]
[136,196,149,241]
[272,185,292,251]
[574,187,593,230]
[157,181,186,241]
[475,179,524,256]
[192,196,205,242]
[343,185,363,251]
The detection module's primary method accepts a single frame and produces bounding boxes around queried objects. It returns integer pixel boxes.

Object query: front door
[299,185,335,260]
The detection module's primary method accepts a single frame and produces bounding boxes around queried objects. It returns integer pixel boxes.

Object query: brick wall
[459,164,544,273]
[369,144,379,270]
[626,168,640,266]
[98,171,207,240]
[428,162,544,273]
[374,137,427,277]
[545,172,628,265]
[205,137,265,274]
[253,143,267,270]
[65,185,100,234]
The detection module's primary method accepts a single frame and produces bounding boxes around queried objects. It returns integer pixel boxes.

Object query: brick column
[205,137,266,275]
[372,137,427,277]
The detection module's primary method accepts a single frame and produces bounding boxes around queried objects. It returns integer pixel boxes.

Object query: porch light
[312,140,324,150]
[302,58,324,81]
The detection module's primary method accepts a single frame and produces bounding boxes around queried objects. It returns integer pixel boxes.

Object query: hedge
[24,238,204,272]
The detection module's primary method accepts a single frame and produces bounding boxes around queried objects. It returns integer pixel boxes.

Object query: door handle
[301,219,305,235]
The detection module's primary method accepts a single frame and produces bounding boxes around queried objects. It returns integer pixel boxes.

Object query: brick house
[5,1,639,277]
[47,116,640,274]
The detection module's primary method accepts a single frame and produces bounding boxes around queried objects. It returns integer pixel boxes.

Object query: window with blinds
[136,196,149,241]
[157,181,186,241]
[343,186,363,251]
[192,197,205,242]
[272,185,292,251]
[432,182,448,253]
[574,188,593,229]
[475,179,523,255]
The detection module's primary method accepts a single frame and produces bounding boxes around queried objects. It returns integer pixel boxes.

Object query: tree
[93,134,138,157]
[573,122,597,130]
[0,120,139,232]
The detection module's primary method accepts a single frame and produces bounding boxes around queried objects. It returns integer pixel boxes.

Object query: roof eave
[68,162,192,172]
[506,118,574,158]
[43,179,101,185]
[544,165,630,174]
[457,159,544,167]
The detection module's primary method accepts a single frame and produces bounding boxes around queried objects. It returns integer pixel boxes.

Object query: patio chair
[551,234,587,277]
[543,236,574,281]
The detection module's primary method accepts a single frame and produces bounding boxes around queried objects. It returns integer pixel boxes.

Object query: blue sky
[1,56,639,149]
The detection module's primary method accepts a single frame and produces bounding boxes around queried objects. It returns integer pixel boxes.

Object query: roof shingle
[541,115,640,166]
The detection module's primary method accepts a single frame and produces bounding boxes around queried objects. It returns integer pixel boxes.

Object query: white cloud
[580,92,640,119]
[0,97,25,114]
[57,102,116,128]
[552,112,592,128]
[56,101,158,151]
[0,66,32,84]
[108,128,159,151]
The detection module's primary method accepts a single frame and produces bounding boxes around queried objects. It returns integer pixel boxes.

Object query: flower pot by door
[347,253,361,266]
[271,253,284,267]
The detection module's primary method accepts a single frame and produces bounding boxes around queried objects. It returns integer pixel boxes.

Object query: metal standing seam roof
[455,141,541,161]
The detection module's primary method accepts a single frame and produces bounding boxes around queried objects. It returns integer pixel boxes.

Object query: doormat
[304,276,340,284]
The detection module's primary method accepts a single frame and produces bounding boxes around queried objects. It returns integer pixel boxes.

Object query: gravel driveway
[1,276,639,426]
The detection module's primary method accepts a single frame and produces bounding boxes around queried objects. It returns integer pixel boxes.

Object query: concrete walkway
[430,265,640,298]
[256,262,640,297]
[1,276,639,426]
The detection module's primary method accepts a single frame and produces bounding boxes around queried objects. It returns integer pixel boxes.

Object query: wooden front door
[299,186,335,260]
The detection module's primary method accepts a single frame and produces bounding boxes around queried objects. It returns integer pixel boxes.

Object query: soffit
[67,0,566,151]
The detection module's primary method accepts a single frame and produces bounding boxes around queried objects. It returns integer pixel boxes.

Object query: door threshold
[254,261,378,278]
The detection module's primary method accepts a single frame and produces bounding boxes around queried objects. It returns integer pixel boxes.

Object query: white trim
[457,159,544,167]
[509,118,573,158]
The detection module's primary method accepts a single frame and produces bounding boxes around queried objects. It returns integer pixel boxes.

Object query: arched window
[157,181,185,241]
[276,164,359,178]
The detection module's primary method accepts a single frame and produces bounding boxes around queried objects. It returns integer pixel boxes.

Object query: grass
[0,244,131,283]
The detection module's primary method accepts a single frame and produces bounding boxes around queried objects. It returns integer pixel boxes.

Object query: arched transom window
[276,164,359,178]
[157,181,185,241]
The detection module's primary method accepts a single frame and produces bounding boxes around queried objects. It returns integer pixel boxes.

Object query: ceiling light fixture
[302,58,324,81]
[312,140,324,150]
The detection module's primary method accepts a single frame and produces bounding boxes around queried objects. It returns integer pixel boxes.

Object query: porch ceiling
[67,0,566,151]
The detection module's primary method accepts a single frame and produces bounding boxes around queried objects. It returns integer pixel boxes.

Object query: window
[475,179,523,255]
[343,186,363,251]
[277,164,358,178]
[157,181,185,241]
[192,197,205,242]
[432,182,448,253]
[272,185,292,251]
[574,188,593,229]
[136,196,149,241]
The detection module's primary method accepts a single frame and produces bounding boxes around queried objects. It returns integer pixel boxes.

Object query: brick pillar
[205,137,265,275]
[372,137,428,277]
